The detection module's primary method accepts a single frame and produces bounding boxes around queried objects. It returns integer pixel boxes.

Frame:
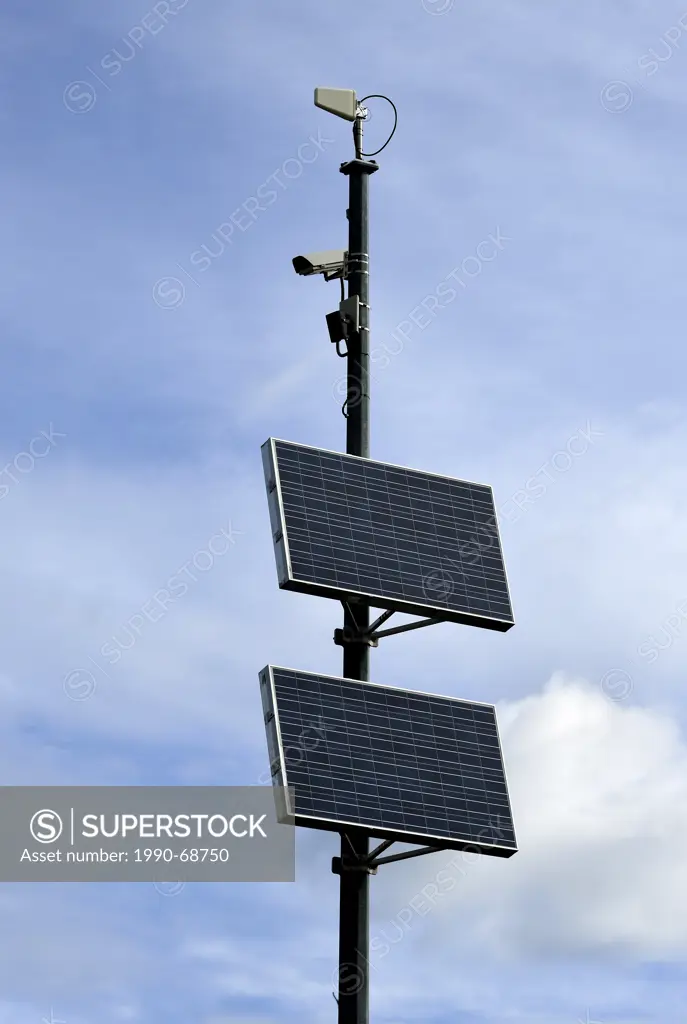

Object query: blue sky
[3,0,687,1021]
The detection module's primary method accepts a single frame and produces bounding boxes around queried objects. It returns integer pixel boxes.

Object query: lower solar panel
[259,665,517,857]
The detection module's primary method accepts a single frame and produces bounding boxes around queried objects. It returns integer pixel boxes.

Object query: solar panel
[262,439,514,632]
[259,665,517,857]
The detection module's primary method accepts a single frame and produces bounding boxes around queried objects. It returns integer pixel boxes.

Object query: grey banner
[0,787,294,882]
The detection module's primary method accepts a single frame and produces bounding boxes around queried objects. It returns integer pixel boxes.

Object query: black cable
[359,94,398,157]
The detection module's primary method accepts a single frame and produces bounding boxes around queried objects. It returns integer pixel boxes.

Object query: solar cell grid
[260,666,517,856]
[262,439,514,630]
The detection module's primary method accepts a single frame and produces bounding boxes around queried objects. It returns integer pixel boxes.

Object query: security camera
[292,250,347,281]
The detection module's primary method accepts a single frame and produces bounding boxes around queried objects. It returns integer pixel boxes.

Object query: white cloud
[377,675,687,967]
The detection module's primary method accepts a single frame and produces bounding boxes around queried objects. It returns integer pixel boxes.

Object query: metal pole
[336,116,378,1024]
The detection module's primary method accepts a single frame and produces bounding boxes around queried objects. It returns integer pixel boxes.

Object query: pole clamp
[331,856,378,876]
[333,627,378,649]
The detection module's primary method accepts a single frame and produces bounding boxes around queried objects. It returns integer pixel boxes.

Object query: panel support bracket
[334,604,445,648]
[368,845,441,868]
[372,615,444,640]
[333,839,446,874]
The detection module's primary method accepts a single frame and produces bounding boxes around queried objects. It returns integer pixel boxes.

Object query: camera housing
[292,250,347,281]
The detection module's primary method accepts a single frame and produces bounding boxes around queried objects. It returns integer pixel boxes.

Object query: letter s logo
[30,809,63,843]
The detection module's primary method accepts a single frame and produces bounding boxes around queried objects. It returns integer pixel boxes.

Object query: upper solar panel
[262,439,514,631]
[259,665,517,856]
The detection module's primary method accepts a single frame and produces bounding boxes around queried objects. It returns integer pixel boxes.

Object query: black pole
[335,117,378,1024]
